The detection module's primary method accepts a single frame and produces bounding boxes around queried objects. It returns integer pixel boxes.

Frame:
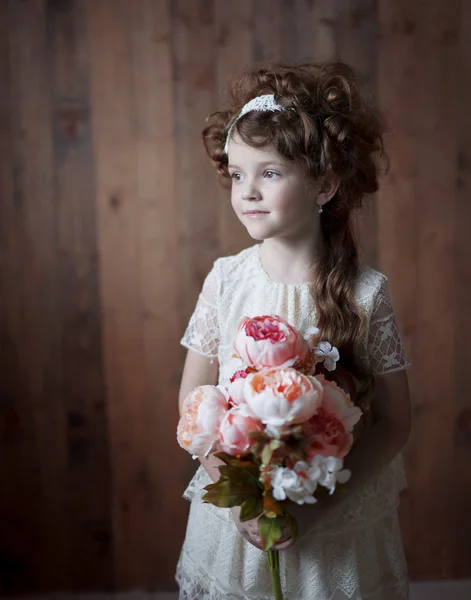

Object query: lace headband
[224,94,287,154]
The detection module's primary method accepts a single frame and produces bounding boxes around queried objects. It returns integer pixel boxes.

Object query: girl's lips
[244,210,269,217]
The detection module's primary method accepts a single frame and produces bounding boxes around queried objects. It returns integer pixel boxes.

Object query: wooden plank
[215,0,254,257]
[334,0,379,268]
[5,0,68,591]
[334,0,378,84]
[377,0,419,348]
[86,0,149,588]
[47,0,111,589]
[406,0,460,579]
[253,0,281,62]
[310,0,336,61]
[0,3,42,595]
[453,0,471,579]
[412,2,460,576]
[277,0,298,62]
[295,0,337,62]
[377,0,427,579]
[379,0,461,579]
[172,0,220,330]
[130,0,185,586]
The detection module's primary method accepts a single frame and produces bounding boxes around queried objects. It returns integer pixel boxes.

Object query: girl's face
[227,135,321,242]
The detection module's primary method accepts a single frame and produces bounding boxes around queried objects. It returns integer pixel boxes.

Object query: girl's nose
[242,187,262,201]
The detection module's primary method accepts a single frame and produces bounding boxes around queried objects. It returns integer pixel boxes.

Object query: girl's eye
[231,172,243,181]
[264,170,280,179]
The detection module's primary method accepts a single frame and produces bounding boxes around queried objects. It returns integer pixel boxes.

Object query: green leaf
[218,462,260,484]
[202,473,260,508]
[258,514,285,551]
[239,497,263,522]
[203,480,226,493]
[214,453,261,480]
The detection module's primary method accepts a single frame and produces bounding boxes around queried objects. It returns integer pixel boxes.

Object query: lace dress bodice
[178,245,411,600]
[181,244,410,383]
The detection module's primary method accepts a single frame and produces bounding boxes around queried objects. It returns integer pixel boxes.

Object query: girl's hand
[231,507,295,550]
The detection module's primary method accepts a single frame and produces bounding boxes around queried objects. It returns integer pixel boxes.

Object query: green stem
[267,549,283,600]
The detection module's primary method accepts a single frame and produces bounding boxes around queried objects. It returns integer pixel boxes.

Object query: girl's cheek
[231,193,241,214]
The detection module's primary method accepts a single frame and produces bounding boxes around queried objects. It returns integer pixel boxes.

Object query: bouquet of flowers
[177,315,362,600]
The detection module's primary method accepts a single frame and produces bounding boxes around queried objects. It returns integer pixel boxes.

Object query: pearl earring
[318,205,323,214]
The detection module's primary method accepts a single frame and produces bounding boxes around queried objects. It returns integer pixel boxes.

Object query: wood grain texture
[86,0,146,588]
[253,0,282,62]
[378,0,465,579]
[215,0,254,256]
[336,0,379,268]
[130,0,184,585]
[0,2,42,595]
[0,0,470,593]
[452,0,471,579]
[48,0,111,588]
[4,0,69,591]
[172,0,220,328]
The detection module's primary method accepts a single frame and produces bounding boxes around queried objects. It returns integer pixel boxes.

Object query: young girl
[177,62,411,600]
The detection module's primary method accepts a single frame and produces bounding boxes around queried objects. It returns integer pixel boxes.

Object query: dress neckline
[253,244,311,289]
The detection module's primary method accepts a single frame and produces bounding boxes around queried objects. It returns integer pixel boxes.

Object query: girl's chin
[245,229,273,241]
[242,222,277,241]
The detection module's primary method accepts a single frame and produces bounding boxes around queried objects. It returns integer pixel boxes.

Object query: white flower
[271,463,318,505]
[299,319,320,343]
[314,341,340,372]
[271,456,351,504]
[309,455,351,495]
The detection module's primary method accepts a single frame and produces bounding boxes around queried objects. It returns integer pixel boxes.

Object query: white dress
[177,244,411,600]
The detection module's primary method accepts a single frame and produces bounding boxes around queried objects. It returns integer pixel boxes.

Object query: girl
[177,62,411,600]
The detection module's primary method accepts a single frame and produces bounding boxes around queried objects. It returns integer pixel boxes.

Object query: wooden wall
[0,0,469,594]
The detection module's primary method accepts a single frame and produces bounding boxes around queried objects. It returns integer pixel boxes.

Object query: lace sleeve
[367,277,411,376]
[181,261,220,360]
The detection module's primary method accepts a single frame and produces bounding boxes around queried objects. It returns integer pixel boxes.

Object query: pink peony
[219,407,262,455]
[177,385,229,456]
[243,368,323,427]
[302,375,362,459]
[234,315,309,370]
[227,369,251,406]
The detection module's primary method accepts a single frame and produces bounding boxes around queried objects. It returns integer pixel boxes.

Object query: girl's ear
[317,173,340,208]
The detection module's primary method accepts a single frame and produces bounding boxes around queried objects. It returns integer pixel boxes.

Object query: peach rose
[318,375,362,433]
[243,368,323,427]
[234,315,309,370]
[177,385,229,457]
[219,407,262,455]
[303,375,362,459]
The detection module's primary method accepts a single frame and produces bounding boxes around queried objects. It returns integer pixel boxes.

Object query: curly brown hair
[203,62,387,397]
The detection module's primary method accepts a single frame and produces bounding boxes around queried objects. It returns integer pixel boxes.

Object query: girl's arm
[341,368,411,493]
[289,368,411,535]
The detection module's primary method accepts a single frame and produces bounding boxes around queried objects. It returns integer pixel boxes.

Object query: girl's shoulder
[355,265,388,310]
[212,245,260,284]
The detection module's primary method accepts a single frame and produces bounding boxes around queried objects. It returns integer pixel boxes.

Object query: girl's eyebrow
[228,161,286,169]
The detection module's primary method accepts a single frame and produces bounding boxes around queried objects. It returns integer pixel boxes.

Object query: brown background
[0,0,470,594]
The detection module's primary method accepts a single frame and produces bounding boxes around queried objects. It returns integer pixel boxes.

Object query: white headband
[224,94,287,154]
